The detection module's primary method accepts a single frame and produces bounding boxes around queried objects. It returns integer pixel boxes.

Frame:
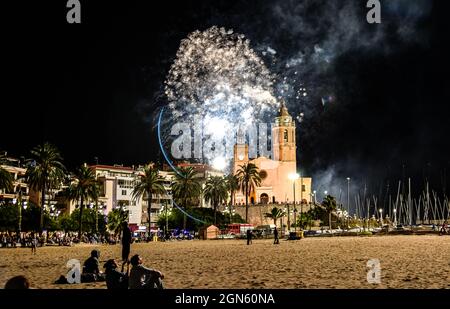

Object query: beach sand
[0,235,449,289]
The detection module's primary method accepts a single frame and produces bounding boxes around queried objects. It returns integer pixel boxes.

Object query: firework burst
[163,26,279,167]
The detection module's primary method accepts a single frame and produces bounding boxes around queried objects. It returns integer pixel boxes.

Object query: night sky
[2,0,450,201]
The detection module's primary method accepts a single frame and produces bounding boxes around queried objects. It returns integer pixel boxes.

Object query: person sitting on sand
[82,249,105,282]
[5,275,30,289]
[440,220,448,235]
[128,254,164,289]
[104,259,129,289]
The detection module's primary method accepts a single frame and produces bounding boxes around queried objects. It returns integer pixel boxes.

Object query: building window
[283,129,288,142]
[122,190,127,195]
[302,185,306,192]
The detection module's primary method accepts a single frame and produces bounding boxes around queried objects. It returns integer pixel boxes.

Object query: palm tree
[203,176,228,225]
[236,163,261,223]
[107,207,129,237]
[225,174,239,206]
[0,153,13,193]
[66,164,97,237]
[264,206,285,227]
[172,166,202,230]
[298,211,314,230]
[26,143,65,233]
[322,195,337,233]
[132,163,165,232]
[89,180,101,233]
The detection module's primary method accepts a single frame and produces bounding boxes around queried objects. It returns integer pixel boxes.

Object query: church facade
[233,102,312,207]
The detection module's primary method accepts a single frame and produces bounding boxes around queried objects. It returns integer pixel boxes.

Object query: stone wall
[220,203,313,226]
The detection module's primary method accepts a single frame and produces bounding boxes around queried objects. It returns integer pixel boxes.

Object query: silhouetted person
[129,254,164,289]
[82,249,105,282]
[246,229,253,245]
[83,249,101,275]
[104,259,129,289]
[121,221,132,272]
[273,227,279,244]
[5,276,30,289]
[31,232,37,254]
[440,220,448,235]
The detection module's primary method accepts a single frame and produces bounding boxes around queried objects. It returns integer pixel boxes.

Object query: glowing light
[212,156,227,171]
[288,173,299,180]
[164,26,278,167]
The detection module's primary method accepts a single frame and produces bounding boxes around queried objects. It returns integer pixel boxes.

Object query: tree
[26,143,65,233]
[322,195,337,232]
[58,208,106,234]
[89,180,101,233]
[225,174,239,206]
[65,164,97,237]
[264,207,285,227]
[0,153,13,193]
[132,163,165,232]
[172,166,202,230]
[107,207,129,236]
[297,211,314,230]
[203,176,228,225]
[156,207,245,232]
[236,163,261,223]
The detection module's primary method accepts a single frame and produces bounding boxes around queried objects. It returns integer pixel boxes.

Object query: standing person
[273,227,279,244]
[246,228,252,245]
[121,221,132,272]
[128,254,164,289]
[31,232,37,254]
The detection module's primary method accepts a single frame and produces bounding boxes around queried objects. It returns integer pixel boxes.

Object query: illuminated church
[233,101,312,206]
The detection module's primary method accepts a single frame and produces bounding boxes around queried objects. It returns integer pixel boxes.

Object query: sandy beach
[0,235,449,289]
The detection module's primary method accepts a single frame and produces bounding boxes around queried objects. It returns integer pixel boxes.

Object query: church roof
[278,100,290,117]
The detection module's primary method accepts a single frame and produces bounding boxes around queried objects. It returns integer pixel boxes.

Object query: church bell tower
[233,125,249,174]
[272,100,296,162]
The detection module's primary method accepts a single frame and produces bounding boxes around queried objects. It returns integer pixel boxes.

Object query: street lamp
[313,190,317,204]
[346,177,350,229]
[293,208,298,233]
[379,209,383,225]
[288,173,300,204]
[393,208,397,226]
[286,199,290,233]
[288,173,299,233]
[13,186,25,238]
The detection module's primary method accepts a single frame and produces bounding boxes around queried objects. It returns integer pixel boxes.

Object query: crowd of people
[1,232,43,249]
[1,228,196,250]
[4,221,165,290]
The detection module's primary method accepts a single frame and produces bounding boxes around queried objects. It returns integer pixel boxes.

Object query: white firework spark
[164,26,278,166]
